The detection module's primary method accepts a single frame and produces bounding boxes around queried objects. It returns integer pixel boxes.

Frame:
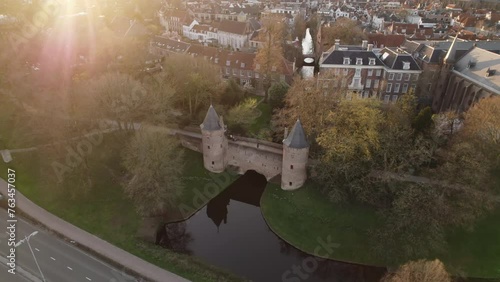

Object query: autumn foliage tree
[381,259,451,282]
[322,18,367,49]
[254,15,286,98]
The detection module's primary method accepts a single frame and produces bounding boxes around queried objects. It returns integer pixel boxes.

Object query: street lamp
[15,231,46,282]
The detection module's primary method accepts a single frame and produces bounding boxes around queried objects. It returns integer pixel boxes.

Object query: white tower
[281,119,309,190]
[200,105,227,173]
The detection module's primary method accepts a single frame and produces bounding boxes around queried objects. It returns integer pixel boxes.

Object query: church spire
[444,33,459,65]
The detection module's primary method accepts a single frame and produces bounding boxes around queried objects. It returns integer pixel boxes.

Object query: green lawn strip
[261,181,500,279]
[248,102,272,135]
[0,134,244,282]
[260,182,381,265]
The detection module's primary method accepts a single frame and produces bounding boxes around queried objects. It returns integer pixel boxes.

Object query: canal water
[159,171,386,282]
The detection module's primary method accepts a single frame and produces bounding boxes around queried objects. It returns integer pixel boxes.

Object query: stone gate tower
[200,105,227,173]
[281,119,309,190]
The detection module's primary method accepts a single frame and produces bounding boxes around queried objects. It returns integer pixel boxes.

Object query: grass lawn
[261,182,500,279]
[248,101,272,136]
[0,132,243,282]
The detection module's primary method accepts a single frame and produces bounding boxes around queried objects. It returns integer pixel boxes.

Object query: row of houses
[149,36,294,88]
[318,40,422,103]
[316,36,500,112]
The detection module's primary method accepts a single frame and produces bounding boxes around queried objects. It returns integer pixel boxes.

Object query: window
[394,83,400,92]
[396,73,402,81]
[392,95,399,102]
[403,73,410,81]
[363,91,370,98]
[226,60,230,66]
[369,58,376,65]
[366,79,372,88]
[356,58,363,65]
[411,74,419,81]
[386,83,392,93]
[355,68,361,77]
[343,57,350,65]
[343,68,348,75]
[335,68,340,75]
[384,95,390,104]
[289,182,292,186]
[240,70,244,76]
[374,79,379,88]
[376,69,382,76]
[271,65,277,72]
[241,62,245,68]
[233,69,237,75]
[388,73,394,80]
[368,69,373,76]
[248,71,252,77]
[215,58,219,64]
[353,78,360,85]
[403,61,410,70]
[212,161,215,165]
[402,83,408,93]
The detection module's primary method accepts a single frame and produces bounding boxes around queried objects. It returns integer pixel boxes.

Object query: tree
[381,259,451,282]
[322,18,367,48]
[292,13,307,41]
[272,79,343,143]
[461,96,500,156]
[314,98,382,201]
[226,98,260,134]
[162,54,223,118]
[220,79,245,107]
[86,73,150,130]
[254,15,286,99]
[122,130,184,216]
[268,82,289,109]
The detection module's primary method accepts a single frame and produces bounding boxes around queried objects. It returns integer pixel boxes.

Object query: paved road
[0,261,34,282]
[0,209,139,282]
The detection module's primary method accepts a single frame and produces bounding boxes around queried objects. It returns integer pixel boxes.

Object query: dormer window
[343,57,350,65]
[356,58,363,65]
[226,60,230,66]
[369,58,375,65]
[403,61,410,70]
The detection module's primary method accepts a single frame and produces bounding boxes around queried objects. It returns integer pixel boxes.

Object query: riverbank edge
[259,182,500,280]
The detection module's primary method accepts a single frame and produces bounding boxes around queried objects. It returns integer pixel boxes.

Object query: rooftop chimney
[334,39,340,50]
[362,40,368,49]
[367,44,373,51]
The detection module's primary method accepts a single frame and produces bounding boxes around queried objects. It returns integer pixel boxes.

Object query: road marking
[67,266,73,270]
[85,277,91,281]
[50,257,56,261]
[35,248,40,252]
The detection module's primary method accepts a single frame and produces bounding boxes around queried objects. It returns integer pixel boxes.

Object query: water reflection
[162,171,385,282]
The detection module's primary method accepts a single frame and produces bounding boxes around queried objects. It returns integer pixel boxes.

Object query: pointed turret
[283,119,309,149]
[201,105,221,131]
[200,105,227,173]
[444,33,459,65]
[281,119,309,190]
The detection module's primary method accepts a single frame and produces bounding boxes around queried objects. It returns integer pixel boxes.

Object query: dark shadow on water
[160,170,387,282]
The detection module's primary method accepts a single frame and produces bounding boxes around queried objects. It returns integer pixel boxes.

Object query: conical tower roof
[201,105,221,131]
[283,119,309,149]
[444,33,459,64]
